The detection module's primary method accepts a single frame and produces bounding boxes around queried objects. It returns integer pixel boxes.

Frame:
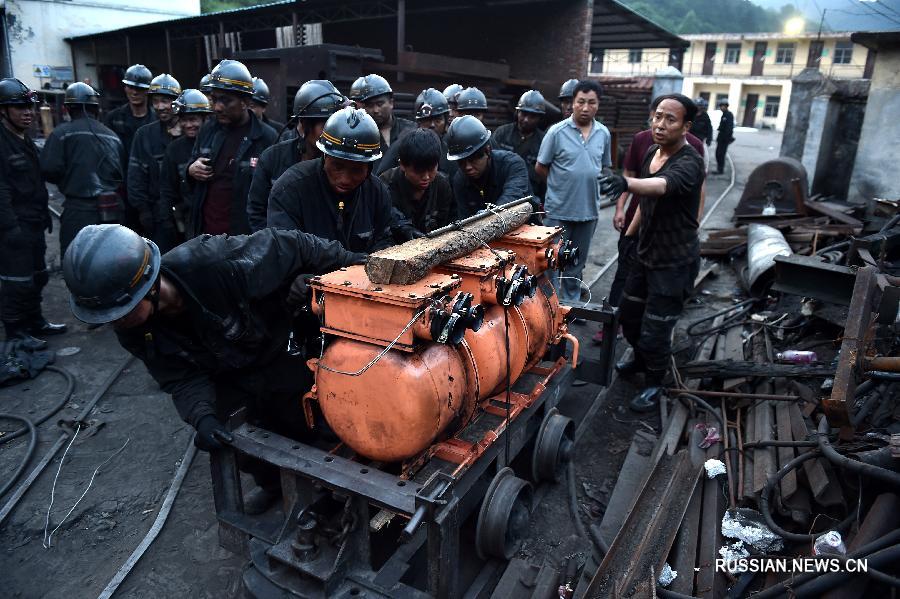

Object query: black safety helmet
[173,89,212,115]
[208,59,255,96]
[251,77,270,105]
[64,82,100,106]
[316,107,382,163]
[63,224,161,325]
[122,64,153,89]
[516,90,546,114]
[414,88,450,119]
[348,74,392,103]
[558,78,579,100]
[445,115,491,161]
[199,74,212,93]
[455,87,488,112]
[292,79,344,120]
[0,78,38,106]
[443,83,463,106]
[149,73,181,98]
[695,97,709,109]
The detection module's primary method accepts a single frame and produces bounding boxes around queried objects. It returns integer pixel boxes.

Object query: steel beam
[773,254,857,305]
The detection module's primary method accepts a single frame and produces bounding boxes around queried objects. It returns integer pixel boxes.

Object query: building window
[763,95,780,118]
[724,43,741,64]
[833,41,853,64]
[628,49,642,64]
[775,43,795,64]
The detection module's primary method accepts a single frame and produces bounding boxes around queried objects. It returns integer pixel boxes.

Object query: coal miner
[348,74,414,171]
[558,78,579,120]
[491,89,547,203]
[446,115,531,219]
[375,87,455,177]
[62,224,366,513]
[598,94,704,412]
[266,107,394,254]
[715,98,735,175]
[185,59,276,238]
[0,78,66,347]
[247,79,345,232]
[127,73,182,252]
[104,64,156,163]
[158,89,213,247]
[454,86,489,122]
[40,82,126,258]
[443,83,464,125]
[249,76,283,133]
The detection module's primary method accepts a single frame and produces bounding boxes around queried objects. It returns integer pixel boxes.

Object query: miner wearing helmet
[491,89,547,202]
[185,59,276,237]
[348,74,414,167]
[445,115,531,218]
[454,87,488,122]
[159,89,213,248]
[41,82,126,258]
[247,79,345,232]
[62,223,366,513]
[128,74,182,245]
[0,78,66,346]
[105,64,156,163]
[557,78,578,120]
[442,83,463,124]
[266,107,394,254]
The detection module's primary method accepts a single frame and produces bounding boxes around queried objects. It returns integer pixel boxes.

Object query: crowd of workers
[0,59,730,508]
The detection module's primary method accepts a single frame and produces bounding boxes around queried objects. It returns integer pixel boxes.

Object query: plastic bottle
[813,531,846,556]
[775,350,818,364]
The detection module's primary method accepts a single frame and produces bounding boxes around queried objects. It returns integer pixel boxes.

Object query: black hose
[0,414,37,497]
[751,529,900,598]
[0,366,75,446]
[657,586,700,599]
[851,384,883,427]
[758,449,857,543]
[674,392,725,430]
[686,299,755,337]
[867,371,900,381]
[566,460,590,542]
[817,417,900,487]
[787,543,900,597]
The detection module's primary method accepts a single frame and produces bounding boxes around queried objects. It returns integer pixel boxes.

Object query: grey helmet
[558,78,579,100]
[414,88,450,119]
[445,115,491,161]
[455,87,488,112]
[292,80,344,120]
[173,89,213,115]
[208,60,254,96]
[316,107,382,163]
[348,74,392,103]
[516,90,546,114]
[122,64,153,89]
[64,82,100,106]
[148,74,181,98]
[251,77,270,105]
[442,83,464,106]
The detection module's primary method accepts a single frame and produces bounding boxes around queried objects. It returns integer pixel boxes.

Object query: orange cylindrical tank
[458,304,528,399]
[317,338,473,462]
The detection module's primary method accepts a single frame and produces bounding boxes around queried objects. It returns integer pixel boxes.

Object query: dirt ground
[0,131,774,598]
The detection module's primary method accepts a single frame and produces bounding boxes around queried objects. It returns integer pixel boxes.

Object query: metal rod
[866,356,900,373]
[666,388,802,402]
[425,196,534,238]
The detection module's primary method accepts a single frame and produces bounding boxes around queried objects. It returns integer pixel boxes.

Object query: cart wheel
[532,408,574,483]
[476,467,533,560]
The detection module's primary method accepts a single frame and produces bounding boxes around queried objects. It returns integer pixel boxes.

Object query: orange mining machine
[212,199,618,598]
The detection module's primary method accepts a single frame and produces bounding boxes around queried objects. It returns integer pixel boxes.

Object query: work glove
[349,252,368,265]
[598,173,628,198]
[194,415,233,451]
[288,274,313,310]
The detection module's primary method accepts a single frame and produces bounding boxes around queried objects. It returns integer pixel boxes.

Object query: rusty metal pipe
[561,333,579,368]
[746,223,792,296]
[426,196,534,238]
[866,356,900,372]
[665,388,801,402]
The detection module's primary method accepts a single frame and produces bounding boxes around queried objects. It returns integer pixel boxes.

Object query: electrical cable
[503,303,511,466]
[0,365,75,447]
[657,586,700,599]
[674,392,725,430]
[817,417,900,487]
[686,299,755,336]
[0,414,37,498]
[96,439,197,599]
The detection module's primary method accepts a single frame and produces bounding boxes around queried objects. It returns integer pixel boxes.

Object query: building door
[864,48,876,78]
[807,40,824,68]
[703,42,716,75]
[751,42,767,76]
[743,94,759,127]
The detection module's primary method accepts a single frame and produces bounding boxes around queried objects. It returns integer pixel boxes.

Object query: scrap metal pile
[576,159,900,598]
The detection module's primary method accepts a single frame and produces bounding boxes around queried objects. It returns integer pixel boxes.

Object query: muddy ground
[0,131,776,597]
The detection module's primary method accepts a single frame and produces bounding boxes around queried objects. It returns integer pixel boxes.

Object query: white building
[1,0,200,89]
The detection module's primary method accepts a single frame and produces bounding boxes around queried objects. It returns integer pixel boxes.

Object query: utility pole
[817,8,827,39]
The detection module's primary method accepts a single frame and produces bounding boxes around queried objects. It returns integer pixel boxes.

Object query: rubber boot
[629,370,666,413]
[615,351,645,380]
[27,316,67,336]
[3,321,48,351]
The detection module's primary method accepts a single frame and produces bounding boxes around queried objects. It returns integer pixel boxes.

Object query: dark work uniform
[247,135,305,233]
[380,166,454,234]
[373,116,415,172]
[158,135,195,251]
[451,149,532,218]
[491,122,546,201]
[715,109,734,174]
[0,125,51,331]
[375,129,456,179]
[104,103,156,162]
[619,143,704,379]
[267,157,394,253]
[40,116,126,257]
[128,120,180,250]
[185,110,276,238]
[115,228,365,486]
